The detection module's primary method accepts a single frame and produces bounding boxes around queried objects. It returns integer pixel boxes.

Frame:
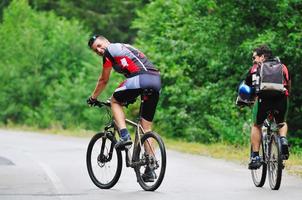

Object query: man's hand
[235,96,254,108]
[87,96,98,106]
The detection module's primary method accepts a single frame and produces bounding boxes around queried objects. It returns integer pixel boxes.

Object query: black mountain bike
[251,110,286,190]
[86,95,166,191]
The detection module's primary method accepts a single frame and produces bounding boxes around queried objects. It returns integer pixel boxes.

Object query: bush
[133,0,302,146]
[0,0,116,130]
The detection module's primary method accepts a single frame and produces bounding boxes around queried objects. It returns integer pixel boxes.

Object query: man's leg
[251,124,261,152]
[140,91,159,182]
[279,122,288,137]
[111,96,126,130]
[111,96,132,148]
[279,122,289,159]
[249,124,262,169]
[140,117,157,182]
[249,98,264,169]
[275,96,289,159]
[140,91,159,155]
[141,118,154,154]
[141,118,152,132]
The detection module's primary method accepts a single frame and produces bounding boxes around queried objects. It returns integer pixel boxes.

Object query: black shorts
[113,89,159,122]
[113,73,161,122]
[252,95,289,125]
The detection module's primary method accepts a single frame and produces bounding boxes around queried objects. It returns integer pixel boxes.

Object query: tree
[133,0,302,147]
[0,0,116,130]
[28,0,147,43]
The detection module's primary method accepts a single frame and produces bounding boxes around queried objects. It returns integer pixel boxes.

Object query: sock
[252,151,259,157]
[120,128,129,139]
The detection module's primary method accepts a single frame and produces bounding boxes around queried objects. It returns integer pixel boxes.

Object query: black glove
[235,96,254,108]
[87,96,98,106]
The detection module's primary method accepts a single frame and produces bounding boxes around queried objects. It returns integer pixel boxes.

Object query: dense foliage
[0,0,301,150]
[133,0,302,147]
[1,0,147,43]
[0,0,118,130]
[28,0,147,43]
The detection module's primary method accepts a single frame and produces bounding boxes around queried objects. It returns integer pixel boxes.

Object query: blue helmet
[238,82,253,100]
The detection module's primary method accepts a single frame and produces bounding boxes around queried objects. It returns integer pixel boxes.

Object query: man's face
[91,38,109,56]
[252,52,265,64]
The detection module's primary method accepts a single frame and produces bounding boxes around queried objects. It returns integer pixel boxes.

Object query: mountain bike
[86,92,166,191]
[251,110,286,190]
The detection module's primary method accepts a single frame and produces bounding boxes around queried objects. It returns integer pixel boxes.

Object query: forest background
[0,0,301,153]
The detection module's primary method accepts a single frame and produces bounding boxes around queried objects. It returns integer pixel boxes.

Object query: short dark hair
[253,45,273,59]
[88,35,108,48]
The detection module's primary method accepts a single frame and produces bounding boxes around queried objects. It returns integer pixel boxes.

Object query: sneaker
[115,135,132,150]
[280,137,289,160]
[142,166,157,182]
[248,156,262,170]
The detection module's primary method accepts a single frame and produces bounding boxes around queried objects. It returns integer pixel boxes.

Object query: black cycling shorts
[252,95,289,125]
[113,89,159,122]
[112,73,161,122]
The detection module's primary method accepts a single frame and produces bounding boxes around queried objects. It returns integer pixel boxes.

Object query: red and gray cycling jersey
[103,43,159,78]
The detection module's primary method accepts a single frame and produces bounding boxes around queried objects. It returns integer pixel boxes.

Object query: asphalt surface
[0,129,302,200]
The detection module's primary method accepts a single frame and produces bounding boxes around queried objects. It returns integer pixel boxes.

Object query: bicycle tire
[86,132,122,189]
[251,141,267,187]
[133,132,166,191]
[268,134,283,190]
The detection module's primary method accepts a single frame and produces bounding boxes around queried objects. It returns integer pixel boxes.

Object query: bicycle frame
[124,118,145,168]
[100,104,153,169]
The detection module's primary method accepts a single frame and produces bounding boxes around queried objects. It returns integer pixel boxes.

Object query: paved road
[0,129,301,200]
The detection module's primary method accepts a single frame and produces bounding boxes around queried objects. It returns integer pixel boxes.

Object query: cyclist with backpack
[86,35,161,182]
[237,45,291,169]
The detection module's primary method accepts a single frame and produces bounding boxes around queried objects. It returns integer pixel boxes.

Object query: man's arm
[288,79,292,95]
[282,64,291,95]
[91,67,112,99]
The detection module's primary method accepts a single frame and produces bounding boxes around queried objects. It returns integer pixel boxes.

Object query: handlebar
[94,100,111,108]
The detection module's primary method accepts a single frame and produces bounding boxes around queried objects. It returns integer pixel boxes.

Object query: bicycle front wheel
[251,141,267,187]
[268,134,283,190]
[86,132,122,189]
[133,132,166,191]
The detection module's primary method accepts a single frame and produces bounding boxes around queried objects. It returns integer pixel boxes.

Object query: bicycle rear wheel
[268,134,283,190]
[134,132,166,191]
[86,132,122,189]
[251,141,267,187]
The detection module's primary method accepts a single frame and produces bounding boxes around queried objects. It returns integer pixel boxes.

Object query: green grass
[1,125,301,177]
[1,124,96,138]
[164,137,302,177]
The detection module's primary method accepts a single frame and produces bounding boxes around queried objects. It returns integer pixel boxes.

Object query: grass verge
[0,124,95,138]
[164,137,302,177]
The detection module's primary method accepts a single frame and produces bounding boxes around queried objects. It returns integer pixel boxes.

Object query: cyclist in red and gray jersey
[86,35,160,182]
[103,42,159,78]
